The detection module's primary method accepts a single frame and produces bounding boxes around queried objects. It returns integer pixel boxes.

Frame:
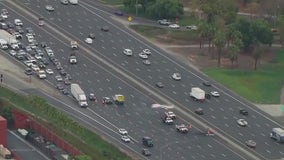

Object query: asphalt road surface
[0,0,284,160]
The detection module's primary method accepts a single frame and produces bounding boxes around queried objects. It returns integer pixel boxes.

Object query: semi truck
[71,83,88,107]
[0,29,19,49]
[190,87,205,102]
[270,128,284,143]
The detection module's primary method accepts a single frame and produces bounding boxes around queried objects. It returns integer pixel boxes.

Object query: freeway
[0,1,249,160]
[1,0,284,159]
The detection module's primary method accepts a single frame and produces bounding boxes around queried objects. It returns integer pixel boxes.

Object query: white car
[121,136,131,143]
[45,68,54,75]
[172,73,181,80]
[168,24,180,29]
[165,111,176,119]
[55,75,63,82]
[45,5,55,11]
[31,64,40,71]
[24,60,33,67]
[210,91,220,97]
[186,25,198,30]
[9,50,16,56]
[143,49,151,55]
[123,49,132,56]
[35,55,42,60]
[138,52,148,59]
[14,19,23,26]
[143,60,151,65]
[118,128,128,135]
[85,38,93,44]
[237,119,248,127]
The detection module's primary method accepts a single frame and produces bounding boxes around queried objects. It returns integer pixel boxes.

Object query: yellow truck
[113,94,125,105]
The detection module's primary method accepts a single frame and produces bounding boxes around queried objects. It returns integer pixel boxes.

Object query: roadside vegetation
[0,86,132,160]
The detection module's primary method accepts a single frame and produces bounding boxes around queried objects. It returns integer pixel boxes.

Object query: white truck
[270,128,284,143]
[71,83,88,107]
[0,29,19,49]
[69,0,79,4]
[190,87,205,102]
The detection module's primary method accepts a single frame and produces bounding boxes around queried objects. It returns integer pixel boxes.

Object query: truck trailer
[270,128,284,143]
[190,87,205,102]
[71,83,88,107]
[0,29,19,49]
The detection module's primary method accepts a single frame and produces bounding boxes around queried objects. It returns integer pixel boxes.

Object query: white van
[69,0,78,4]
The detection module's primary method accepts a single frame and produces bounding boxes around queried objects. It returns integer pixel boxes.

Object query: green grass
[130,25,199,42]
[203,49,284,104]
[0,87,132,160]
[99,0,123,5]
[178,15,200,26]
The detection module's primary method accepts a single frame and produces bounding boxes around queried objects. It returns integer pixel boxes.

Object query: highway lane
[0,1,250,160]
[13,1,284,159]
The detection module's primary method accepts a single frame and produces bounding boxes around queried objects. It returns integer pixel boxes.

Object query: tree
[228,32,243,68]
[146,0,183,19]
[214,30,226,67]
[75,155,92,160]
[279,15,284,47]
[252,45,264,70]
[252,20,273,46]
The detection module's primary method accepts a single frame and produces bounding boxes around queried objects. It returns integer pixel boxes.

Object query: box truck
[190,87,205,102]
[71,83,88,107]
[270,128,284,143]
[0,29,19,49]
[69,0,78,5]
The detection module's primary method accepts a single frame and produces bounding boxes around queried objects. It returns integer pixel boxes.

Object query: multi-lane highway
[1,0,284,159]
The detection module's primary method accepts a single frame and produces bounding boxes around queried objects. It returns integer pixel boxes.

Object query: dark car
[40,42,48,48]
[101,26,109,32]
[239,109,248,116]
[15,53,24,60]
[156,82,164,88]
[62,89,69,95]
[114,11,123,16]
[88,33,95,39]
[7,22,15,28]
[89,93,97,101]
[24,68,33,75]
[38,62,46,69]
[26,27,35,35]
[56,84,64,90]
[59,69,67,76]
[41,57,49,65]
[64,78,71,85]
[102,97,112,104]
[142,136,153,147]
[205,93,211,99]
[202,81,211,86]
[142,149,151,157]
[195,108,204,115]
[66,74,72,80]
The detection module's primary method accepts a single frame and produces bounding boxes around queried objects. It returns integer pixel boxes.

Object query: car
[168,24,180,29]
[35,48,44,56]
[202,81,211,86]
[85,38,93,44]
[59,70,67,76]
[186,25,198,30]
[165,111,176,119]
[239,109,248,116]
[38,62,46,69]
[237,119,248,127]
[118,128,128,135]
[142,49,151,55]
[156,82,164,88]
[70,41,78,49]
[101,26,109,32]
[7,22,15,29]
[62,89,69,95]
[142,60,151,65]
[60,0,69,4]
[195,108,204,115]
[45,47,54,57]
[56,84,64,90]
[24,68,33,75]
[205,93,211,99]
[64,78,71,85]
[34,55,42,60]
[123,49,132,56]
[25,46,32,52]
[114,11,123,16]
[26,27,35,35]
[245,140,256,148]
[15,26,24,34]
[13,32,22,39]
[176,124,189,133]
[14,19,23,26]
[210,91,220,97]
[40,42,47,48]
[55,75,63,82]
[142,137,153,147]
[157,19,171,25]
[121,135,131,143]
[9,50,17,56]
[142,149,151,156]
[138,52,148,59]
[172,73,181,80]
[89,93,97,101]
[66,74,72,80]
[31,65,40,72]
[88,33,95,39]
[45,5,55,11]
[161,116,174,125]
[41,58,49,65]
[15,53,24,60]
[45,68,54,75]
[102,97,112,104]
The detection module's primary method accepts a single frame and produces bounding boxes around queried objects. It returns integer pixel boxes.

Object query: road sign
[128,16,133,22]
